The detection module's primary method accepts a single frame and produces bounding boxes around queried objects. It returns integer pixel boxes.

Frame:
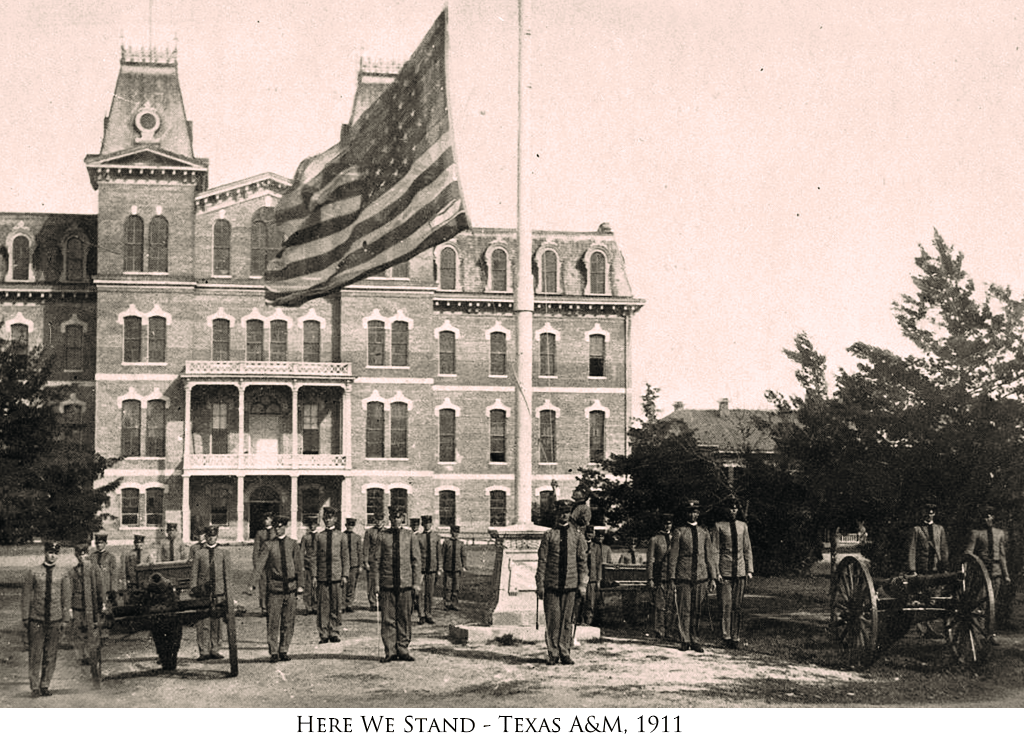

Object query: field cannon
[86,560,239,684]
[829,553,994,669]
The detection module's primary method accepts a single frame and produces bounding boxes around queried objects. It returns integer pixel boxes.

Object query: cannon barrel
[881,570,962,601]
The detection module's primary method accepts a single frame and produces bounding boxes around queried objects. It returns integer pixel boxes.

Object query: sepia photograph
[1,0,1022,719]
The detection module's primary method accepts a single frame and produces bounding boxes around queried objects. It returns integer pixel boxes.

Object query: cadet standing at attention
[249,515,305,662]
[966,505,1011,642]
[363,514,385,611]
[191,525,229,661]
[70,541,106,669]
[646,513,674,639]
[90,532,121,606]
[313,507,348,643]
[908,501,949,639]
[299,516,318,615]
[253,514,273,616]
[372,506,421,662]
[159,523,185,562]
[714,497,754,649]
[669,499,719,653]
[442,525,467,611]
[123,534,152,590]
[536,499,589,666]
[342,517,363,613]
[417,515,442,624]
[21,541,71,697]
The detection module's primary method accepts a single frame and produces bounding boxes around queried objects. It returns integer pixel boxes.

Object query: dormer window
[10,234,31,281]
[584,248,609,295]
[124,215,144,272]
[63,235,87,282]
[538,248,560,294]
[438,245,458,290]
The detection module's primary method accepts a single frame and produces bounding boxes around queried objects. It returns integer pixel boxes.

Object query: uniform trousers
[580,581,600,625]
[652,581,675,637]
[71,609,100,663]
[258,574,267,613]
[419,573,437,620]
[379,588,413,657]
[196,598,224,656]
[674,580,707,643]
[27,621,61,692]
[543,589,578,661]
[301,566,315,614]
[266,591,298,655]
[443,571,461,608]
[345,568,359,611]
[718,577,746,641]
[366,569,379,611]
[317,581,344,640]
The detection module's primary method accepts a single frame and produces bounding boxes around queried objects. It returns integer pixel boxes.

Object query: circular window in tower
[134,107,161,142]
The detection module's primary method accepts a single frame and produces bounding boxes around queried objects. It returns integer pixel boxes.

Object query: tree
[768,232,1024,581]
[0,338,116,543]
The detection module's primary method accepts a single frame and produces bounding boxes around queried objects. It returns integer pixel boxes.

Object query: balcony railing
[185,360,352,378]
[186,452,348,470]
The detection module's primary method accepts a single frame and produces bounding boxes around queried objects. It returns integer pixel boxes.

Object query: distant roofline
[120,43,177,66]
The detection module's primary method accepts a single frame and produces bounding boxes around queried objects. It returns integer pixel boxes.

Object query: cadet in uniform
[372,506,421,662]
[442,525,467,610]
[249,515,305,661]
[91,532,121,607]
[966,505,1011,641]
[313,507,348,643]
[669,499,720,652]
[299,517,318,615]
[70,541,106,668]
[536,499,589,665]
[714,497,754,649]
[618,536,644,564]
[908,501,949,638]
[581,528,612,626]
[342,518,363,612]
[363,514,385,611]
[21,542,71,697]
[417,515,442,624]
[646,513,674,639]
[570,488,591,532]
[159,523,185,562]
[123,534,152,590]
[253,514,274,617]
[191,525,230,660]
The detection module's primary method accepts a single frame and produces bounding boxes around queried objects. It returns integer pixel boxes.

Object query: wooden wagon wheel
[830,555,879,669]
[946,553,995,665]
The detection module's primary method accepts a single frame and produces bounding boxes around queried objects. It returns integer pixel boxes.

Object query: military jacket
[158,535,186,562]
[314,528,350,582]
[966,526,1009,578]
[251,536,305,593]
[417,530,442,574]
[646,531,672,583]
[91,549,122,593]
[342,530,363,574]
[714,519,754,578]
[536,524,589,592]
[443,538,467,573]
[21,563,72,623]
[668,523,719,584]
[908,522,949,573]
[191,544,231,597]
[372,528,421,591]
[71,560,106,613]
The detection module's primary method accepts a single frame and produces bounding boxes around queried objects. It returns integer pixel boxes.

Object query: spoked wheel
[946,553,995,665]
[830,555,879,669]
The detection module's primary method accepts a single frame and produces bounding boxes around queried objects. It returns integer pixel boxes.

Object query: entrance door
[249,488,281,539]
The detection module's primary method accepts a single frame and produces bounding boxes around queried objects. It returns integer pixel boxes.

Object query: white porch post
[290,475,299,539]
[182,475,191,543]
[236,476,245,543]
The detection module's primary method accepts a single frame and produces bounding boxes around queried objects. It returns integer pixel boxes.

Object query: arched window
[489,490,507,527]
[246,319,264,361]
[121,400,142,457]
[366,402,385,458]
[439,246,457,290]
[491,248,508,291]
[123,216,143,272]
[367,320,386,366]
[366,488,385,524]
[390,488,408,514]
[539,409,557,463]
[148,215,168,272]
[490,409,506,462]
[123,316,143,363]
[589,251,607,294]
[212,319,231,360]
[539,332,557,377]
[145,487,165,527]
[147,400,166,457]
[589,334,606,377]
[540,250,558,293]
[392,321,409,367]
[213,219,231,276]
[439,490,456,527]
[149,316,167,364]
[251,208,273,276]
[121,488,141,526]
[589,410,605,463]
[438,330,456,375]
[303,321,321,362]
[64,325,84,371]
[391,402,408,458]
[270,320,288,361]
[489,332,506,376]
[439,409,456,462]
[65,235,86,282]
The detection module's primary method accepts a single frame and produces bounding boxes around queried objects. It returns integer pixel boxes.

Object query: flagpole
[514,0,534,526]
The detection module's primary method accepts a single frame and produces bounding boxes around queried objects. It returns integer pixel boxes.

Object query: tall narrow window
[367,320,385,366]
[439,490,456,527]
[147,400,166,457]
[121,488,140,526]
[390,402,408,458]
[539,333,556,376]
[270,320,288,361]
[123,316,143,363]
[541,250,558,293]
[65,236,86,282]
[439,409,456,462]
[64,404,85,446]
[302,402,320,454]
[303,321,320,362]
[489,409,506,462]
[123,216,143,272]
[391,321,409,367]
[390,488,408,515]
[210,486,230,526]
[439,331,456,375]
[589,334,606,377]
[491,248,508,291]
[149,316,167,363]
[246,319,264,361]
[145,488,164,527]
[11,324,28,359]
[213,219,231,276]
[251,209,272,276]
[539,410,557,463]
[589,252,607,294]
[64,325,84,371]
[439,246,457,290]
[489,490,507,527]
[589,410,605,463]
[366,488,384,524]
[212,319,230,360]
[211,401,229,454]
[148,215,168,272]
[489,333,506,376]
[11,235,31,281]
[366,401,385,458]
[121,400,141,457]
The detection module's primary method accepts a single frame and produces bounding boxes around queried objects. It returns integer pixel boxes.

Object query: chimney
[717,398,729,417]
[672,401,685,412]
[597,222,612,234]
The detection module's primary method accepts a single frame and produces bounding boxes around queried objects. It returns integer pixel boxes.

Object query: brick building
[0,47,643,543]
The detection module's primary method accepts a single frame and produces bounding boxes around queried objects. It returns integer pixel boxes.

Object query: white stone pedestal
[485,524,548,626]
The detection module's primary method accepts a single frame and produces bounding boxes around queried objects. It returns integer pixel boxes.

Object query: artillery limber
[829,553,994,668]
[86,560,239,685]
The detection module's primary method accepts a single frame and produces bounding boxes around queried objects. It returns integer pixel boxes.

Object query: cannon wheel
[946,553,995,665]
[830,555,879,669]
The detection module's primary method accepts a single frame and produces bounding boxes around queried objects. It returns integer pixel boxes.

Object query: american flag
[265,10,469,306]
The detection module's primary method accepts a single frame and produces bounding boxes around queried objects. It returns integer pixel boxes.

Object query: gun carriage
[829,553,994,668]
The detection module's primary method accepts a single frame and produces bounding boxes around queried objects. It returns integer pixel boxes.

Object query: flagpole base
[483,523,548,626]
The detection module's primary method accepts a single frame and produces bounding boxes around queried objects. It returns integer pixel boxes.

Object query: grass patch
[492,633,524,646]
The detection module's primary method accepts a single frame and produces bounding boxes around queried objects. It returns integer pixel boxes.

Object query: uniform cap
[43,541,61,553]
[166,523,178,530]
[205,525,220,536]
[983,505,996,515]
[450,526,460,534]
[556,499,575,512]
[923,502,938,511]
[74,542,90,555]
[685,499,701,510]
[272,515,290,527]
[94,533,108,543]
[322,507,337,517]
[345,517,357,526]
[388,505,406,518]
[421,515,433,524]
[133,534,146,544]
[584,526,596,537]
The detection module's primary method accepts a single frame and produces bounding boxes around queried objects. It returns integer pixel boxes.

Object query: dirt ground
[2,548,1021,709]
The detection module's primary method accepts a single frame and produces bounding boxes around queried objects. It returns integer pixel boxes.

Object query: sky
[4,0,1024,415]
